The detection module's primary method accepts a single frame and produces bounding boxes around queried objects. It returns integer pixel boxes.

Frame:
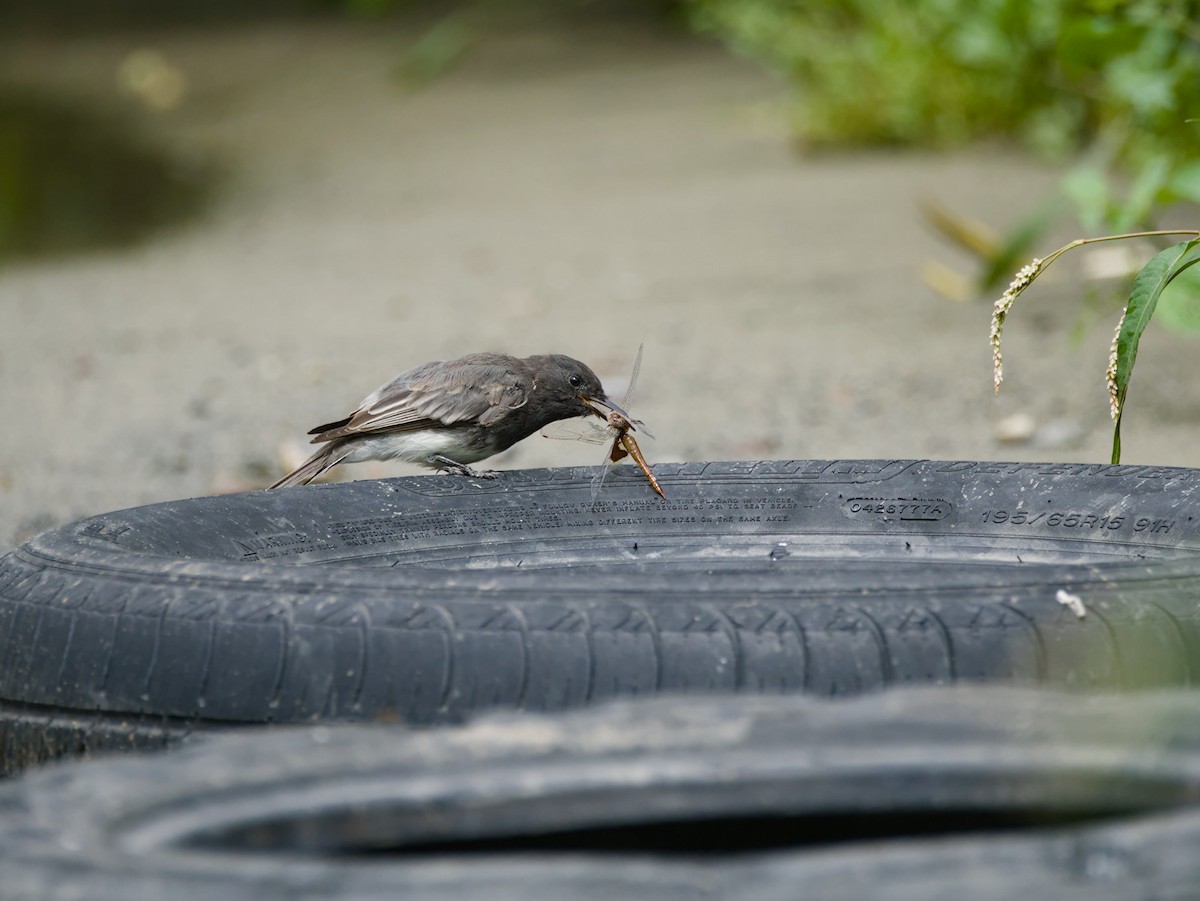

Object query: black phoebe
[269,352,618,489]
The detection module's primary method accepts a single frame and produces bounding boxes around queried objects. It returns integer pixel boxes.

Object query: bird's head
[530,354,627,425]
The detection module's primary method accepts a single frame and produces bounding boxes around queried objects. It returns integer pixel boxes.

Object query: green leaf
[394,15,475,89]
[1105,55,1176,116]
[1057,16,1140,79]
[1110,238,1200,462]
[1113,154,1172,232]
[1061,165,1111,233]
[1166,160,1200,204]
[1154,265,1200,333]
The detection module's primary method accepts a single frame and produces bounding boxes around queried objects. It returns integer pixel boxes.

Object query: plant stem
[1040,230,1200,270]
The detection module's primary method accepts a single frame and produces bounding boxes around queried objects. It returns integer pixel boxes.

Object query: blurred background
[2,0,1199,551]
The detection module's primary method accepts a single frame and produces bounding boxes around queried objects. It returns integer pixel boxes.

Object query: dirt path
[3,11,1198,551]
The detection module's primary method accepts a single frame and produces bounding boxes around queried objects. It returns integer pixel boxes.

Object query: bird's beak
[581,394,652,437]
[581,394,627,421]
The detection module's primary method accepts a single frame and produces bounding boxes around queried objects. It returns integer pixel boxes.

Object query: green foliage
[1110,239,1200,461]
[1155,267,1200,333]
[393,13,476,87]
[683,0,1200,239]
[0,94,211,262]
[683,0,1198,154]
[992,231,1200,464]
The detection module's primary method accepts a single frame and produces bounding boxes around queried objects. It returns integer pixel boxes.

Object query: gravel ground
[3,10,1199,553]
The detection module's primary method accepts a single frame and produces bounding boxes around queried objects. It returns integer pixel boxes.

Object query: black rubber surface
[3,459,1200,771]
[5,687,1200,899]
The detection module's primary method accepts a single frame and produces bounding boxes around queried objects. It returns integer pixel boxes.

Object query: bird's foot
[433,456,500,480]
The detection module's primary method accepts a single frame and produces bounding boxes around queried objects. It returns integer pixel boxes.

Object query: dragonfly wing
[621,343,643,409]
[541,416,611,444]
[617,345,654,438]
[589,453,614,501]
[589,465,607,502]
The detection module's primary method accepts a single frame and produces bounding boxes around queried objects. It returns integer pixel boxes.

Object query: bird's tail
[268,442,351,489]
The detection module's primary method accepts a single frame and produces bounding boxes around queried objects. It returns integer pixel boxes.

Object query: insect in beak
[581,395,653,438]
[581,394,624,420]
[547,346,664,500]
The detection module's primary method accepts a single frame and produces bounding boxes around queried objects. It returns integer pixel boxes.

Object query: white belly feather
[340,430,488,467]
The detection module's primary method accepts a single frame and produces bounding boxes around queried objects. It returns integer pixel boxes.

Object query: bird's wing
[308,358,531,443]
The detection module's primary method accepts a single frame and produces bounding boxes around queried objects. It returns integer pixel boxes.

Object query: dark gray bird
[269,352,617,489]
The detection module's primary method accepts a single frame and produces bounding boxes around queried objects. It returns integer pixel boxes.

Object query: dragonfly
[543,344,665,500]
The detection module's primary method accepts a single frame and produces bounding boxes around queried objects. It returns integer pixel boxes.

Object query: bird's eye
[569,374,583,388]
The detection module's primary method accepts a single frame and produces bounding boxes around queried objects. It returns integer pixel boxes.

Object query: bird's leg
[432,455,500,480]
